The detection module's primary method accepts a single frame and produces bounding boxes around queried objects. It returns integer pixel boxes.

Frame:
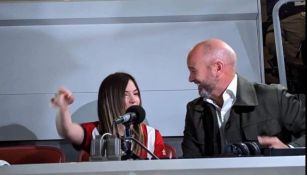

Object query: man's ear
[215,60,223,76]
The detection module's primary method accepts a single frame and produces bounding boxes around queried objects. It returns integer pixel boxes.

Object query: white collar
[204,74,237,107]
[224,74,237,100]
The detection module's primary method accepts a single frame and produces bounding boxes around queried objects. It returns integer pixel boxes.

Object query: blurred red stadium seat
[0,145,66,164]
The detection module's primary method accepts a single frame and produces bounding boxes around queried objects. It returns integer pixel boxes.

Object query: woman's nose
[128,95,136,103]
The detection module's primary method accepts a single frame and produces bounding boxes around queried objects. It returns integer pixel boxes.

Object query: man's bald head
[187,38,238,102]
[188,38,237,69]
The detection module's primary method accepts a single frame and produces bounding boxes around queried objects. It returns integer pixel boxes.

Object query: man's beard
[198,85,211,99]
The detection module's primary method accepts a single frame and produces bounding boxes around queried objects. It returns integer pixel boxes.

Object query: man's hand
[257,136,289,148]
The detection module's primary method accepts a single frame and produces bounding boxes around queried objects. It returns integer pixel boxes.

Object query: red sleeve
[153,129,167,158]
[73,121,99,153]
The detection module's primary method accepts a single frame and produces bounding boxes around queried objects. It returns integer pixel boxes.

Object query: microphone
[113,105,145,125]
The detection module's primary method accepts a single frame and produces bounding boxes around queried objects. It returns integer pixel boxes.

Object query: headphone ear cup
[224,144,242,156]
[245,142,261,156]
[223,144,234,154]
[233,143,250,156]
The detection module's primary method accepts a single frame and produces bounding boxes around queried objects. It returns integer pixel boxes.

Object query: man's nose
[189,74,194,82]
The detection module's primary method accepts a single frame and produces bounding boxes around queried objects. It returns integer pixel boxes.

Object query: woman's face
[124,80,140,110]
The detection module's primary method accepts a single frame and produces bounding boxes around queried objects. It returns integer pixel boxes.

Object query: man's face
[187,51,216,98]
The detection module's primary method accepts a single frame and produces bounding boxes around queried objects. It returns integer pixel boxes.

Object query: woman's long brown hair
[97,72,144,156]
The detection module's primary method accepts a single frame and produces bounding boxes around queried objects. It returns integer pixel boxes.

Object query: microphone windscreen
[125,105,146,124]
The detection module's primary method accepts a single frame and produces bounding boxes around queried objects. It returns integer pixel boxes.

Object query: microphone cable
[127,137,160,160]
[112,121,159,160]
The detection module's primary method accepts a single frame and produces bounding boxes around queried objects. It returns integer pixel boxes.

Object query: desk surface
[0,156,305,175]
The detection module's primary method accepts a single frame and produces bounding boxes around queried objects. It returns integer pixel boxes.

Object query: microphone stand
[121,123,141,160]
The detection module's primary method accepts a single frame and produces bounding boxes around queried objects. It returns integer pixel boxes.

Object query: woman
[51,72,166,159]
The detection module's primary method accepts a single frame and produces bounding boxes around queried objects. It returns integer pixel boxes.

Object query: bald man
[182,39,305,158]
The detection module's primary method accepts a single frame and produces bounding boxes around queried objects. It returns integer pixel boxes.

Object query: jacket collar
[192,75,258,112]
[233,75,258,107]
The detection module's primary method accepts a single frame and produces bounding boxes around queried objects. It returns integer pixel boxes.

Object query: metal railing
[272,0,305,87]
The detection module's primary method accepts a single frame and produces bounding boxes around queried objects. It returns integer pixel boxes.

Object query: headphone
[223,142,262,157]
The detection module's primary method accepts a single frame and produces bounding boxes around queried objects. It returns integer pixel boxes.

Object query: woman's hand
[51,87,74,110]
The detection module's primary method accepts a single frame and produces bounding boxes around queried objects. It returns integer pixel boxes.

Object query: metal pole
[272,0,303,87]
